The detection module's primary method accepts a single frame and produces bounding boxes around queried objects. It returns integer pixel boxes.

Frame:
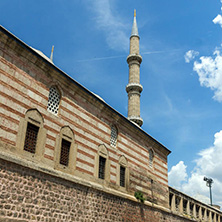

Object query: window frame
[120,165,126,187]
[98,156,106,179]
[95,144,110,183]
[54,126,77,174]
[117,155,129,190]
[16,109,46,161]
[23,122,40,154]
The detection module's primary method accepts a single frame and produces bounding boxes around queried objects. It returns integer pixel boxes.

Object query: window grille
[110,126,117,147]
[59,139,71,166]
[120,166,126,187]
[149,149,154,167]
[47,86,60,115]
[98,156,106,179]
[24,122,39,153]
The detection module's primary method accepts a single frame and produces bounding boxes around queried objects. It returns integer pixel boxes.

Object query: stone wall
[0,158,193,222]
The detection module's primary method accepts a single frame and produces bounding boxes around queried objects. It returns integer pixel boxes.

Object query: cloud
[88,0,129,52]
[188,4,222,101]
[168,161,187,189]
[168,130,222,207]
[213,14,222,28]
[184,50,199,63]
[193,50,222,102]
[213,0,222,28]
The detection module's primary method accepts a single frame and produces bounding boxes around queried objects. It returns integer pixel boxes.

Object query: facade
[0,13,221,222]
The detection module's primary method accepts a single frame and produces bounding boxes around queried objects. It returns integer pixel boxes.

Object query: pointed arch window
[95,144,110,182]
[55,126,77,174]
[16,108,46,160]
[47,86,60,115]
[118,156,129,189]
[110,125,118,147]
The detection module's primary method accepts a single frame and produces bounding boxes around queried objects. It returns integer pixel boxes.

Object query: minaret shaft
[126,11,143,127]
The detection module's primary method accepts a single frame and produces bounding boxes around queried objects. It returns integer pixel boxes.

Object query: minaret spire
[126,10,143,127]
[131,10,139,37]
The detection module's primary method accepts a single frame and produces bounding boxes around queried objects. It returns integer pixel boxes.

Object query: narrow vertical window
[24,122,39,153]
[149,149,154,167]
[60,139,71,166]
[47,86,60,115]
[98,156,106,179]
[120,166,126,187]
[110,125,117,147]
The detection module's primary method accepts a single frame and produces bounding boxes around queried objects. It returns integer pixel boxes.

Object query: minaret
[126,10,143,127]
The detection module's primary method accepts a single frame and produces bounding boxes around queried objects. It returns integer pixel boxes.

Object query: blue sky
[1,0,222,206]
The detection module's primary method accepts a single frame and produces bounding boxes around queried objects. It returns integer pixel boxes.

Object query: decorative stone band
[126,83,143,93]
[127,54,142,64]
[127,116,143,127]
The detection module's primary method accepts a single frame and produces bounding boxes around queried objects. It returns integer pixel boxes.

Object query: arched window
[47,86,60,115]
[110,125,118,147]
[16,108,46,160]
[118,155,129,189]
[95,144,110,182]
[149,149,154,167]
[54,126,76,174]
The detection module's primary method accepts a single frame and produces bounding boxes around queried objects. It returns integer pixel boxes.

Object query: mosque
[0,11,221,222]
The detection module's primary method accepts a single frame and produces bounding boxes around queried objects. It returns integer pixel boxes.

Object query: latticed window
[24,123,39,153]
[47,86,60,115]
[149,149,154,167]
[59,139,71,166]
[110,125,117,147]
[98,156,106,179]
[120,166,126,187]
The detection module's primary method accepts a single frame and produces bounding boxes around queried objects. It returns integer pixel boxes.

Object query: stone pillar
[186,200,190,216]
[179,197,183,214]
[209,211,212,222]
[193,204,197,219]
[204,209,207,221]
[171,194,176,212]
[198,206,203,220]
[213,213,217,222]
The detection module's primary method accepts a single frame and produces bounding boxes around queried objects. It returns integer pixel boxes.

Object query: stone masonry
[0,158,193,222]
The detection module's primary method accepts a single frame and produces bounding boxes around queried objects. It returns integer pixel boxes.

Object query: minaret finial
[50,45,54,62]
[134,9,136,17]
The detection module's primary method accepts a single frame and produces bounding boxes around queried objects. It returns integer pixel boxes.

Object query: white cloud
[168,161,187,189]
[213,14,222,28]
[184,50,199,63]
[189,3,222,101]
[193,50,222,102]
[88,0,129,52]
[168,130,222,207]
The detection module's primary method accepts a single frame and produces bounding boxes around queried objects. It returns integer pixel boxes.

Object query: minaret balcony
[126,83,143,93]
[128,116,143,127]
[127,54,142,64]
